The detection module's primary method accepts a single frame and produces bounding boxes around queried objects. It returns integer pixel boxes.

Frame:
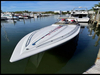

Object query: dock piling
[96,9,100,27]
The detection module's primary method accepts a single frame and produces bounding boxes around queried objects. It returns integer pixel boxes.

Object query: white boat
[29,12,34,18]
[18,15,23,19]
[68,7,90,23]
[34,14,39,18]
[1,13,7,20]
[10,17,80,62]
[1,12,19,20]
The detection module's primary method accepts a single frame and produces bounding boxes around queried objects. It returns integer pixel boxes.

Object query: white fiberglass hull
[77,18,89,22]
[68,18,89,23]
[10,24,80,62]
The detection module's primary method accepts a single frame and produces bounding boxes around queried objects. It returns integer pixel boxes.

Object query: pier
[83,22,100,74]
[83,48,100,74]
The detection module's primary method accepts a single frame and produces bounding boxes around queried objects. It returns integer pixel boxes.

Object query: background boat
[68,7,90,23]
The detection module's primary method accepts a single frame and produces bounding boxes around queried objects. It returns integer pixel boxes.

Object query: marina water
[1,15,100,74]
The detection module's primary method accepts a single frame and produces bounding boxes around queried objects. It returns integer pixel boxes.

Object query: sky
[1,1,100,12]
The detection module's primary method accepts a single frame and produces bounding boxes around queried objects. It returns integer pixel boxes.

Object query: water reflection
[93,27,100,46]
[79,23,89,27]
[30,18,31,23]
[1,24,9,42]
[1,20,17,25]
[92,27,98,39]
[95,34,100,46]
[33,18,35,21]
[79,23,86,34]
[87,24,100,46]
[24,35,79,74]
[23,19,25,24]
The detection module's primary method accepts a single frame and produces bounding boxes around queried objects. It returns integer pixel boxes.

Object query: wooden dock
[83,48,100,74]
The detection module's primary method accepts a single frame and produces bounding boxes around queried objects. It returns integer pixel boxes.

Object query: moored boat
[68,7,90,23]
[10,17,80,62]
[1,13,19,20]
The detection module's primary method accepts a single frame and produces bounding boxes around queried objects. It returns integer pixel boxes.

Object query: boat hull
[10,24,80,62]
[68,18,89,23]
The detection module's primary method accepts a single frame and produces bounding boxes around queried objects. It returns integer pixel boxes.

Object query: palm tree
[94,2,100,7]
[92,2,100,14]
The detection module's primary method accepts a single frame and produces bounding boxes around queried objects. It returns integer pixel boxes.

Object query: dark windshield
[71,14,87,18]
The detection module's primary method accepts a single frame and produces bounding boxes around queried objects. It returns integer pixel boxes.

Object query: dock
[83,48,100,74]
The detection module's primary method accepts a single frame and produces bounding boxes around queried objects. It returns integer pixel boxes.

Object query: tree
[54,12,59,15]
[62,12,67,14]
[94,2,100,7]
[24,10,28,13]
[91,2,100,14]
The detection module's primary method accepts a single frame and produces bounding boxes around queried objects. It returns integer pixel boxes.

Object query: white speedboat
[10,17,80,62]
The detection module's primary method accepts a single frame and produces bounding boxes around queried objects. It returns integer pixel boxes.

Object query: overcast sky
[1,1,100,12]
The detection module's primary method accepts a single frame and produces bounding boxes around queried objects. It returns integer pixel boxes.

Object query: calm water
[1,15,100,74]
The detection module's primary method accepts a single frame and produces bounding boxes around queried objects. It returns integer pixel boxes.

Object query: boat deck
[54,22,79,25]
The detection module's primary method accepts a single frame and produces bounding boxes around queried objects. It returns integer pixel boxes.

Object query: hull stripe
[32,25,63,45]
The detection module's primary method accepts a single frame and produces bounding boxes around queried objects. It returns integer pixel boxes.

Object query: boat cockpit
[54,17,79,25]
